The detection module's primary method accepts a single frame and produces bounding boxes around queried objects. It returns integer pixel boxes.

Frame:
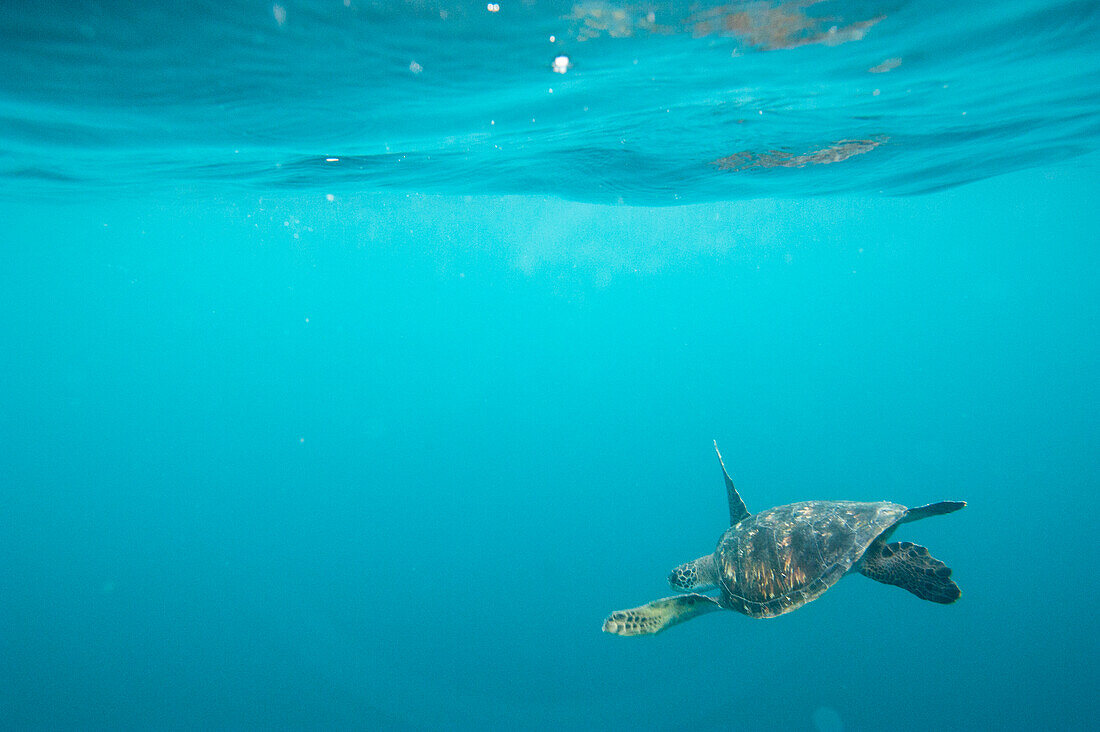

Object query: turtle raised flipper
[603,594,723,636]
[859,541,961,604]
[714,440,750,525]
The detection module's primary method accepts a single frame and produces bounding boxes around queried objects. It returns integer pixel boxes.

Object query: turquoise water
[1,1,1098,729]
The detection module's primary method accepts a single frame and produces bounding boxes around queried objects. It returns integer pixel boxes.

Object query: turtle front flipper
[602,594,723,636]
[860,541,961,604]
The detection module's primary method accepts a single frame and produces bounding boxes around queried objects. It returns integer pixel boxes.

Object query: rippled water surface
[2,0,1098,202]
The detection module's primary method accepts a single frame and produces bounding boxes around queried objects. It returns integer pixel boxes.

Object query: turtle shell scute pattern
[716,501,905,618]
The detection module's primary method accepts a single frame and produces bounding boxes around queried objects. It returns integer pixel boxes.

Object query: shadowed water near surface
[1,0,1098,202]
[1,1,1099,731]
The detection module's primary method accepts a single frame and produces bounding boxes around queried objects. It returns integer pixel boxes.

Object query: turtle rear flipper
[860,541,961,604]
[602,594,722,636]
[901,501,966,523]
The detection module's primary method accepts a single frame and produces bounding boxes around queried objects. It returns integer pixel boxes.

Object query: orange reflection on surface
[687,1,883,50]
[712,137,887,171]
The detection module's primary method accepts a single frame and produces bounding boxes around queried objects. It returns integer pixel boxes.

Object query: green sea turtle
[603,442,965,636]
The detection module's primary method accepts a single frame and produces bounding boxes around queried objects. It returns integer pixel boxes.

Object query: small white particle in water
[326,157,339,162]
[548,88,553,93]
[273,4,286,26]
[439,10,447,19]
[326,193,335,202]
[961,111,967,115]
[552,55,570,73]
[759,109,764,115]
[487,3,499,12]
[299,437,305,444]
[549,35,556,43]
[409,61,422,74]
[304,317,310,323]
[490,120,495,125]
[872,89,880,96]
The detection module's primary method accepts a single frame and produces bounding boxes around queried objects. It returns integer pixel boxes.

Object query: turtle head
[669,554,718,592]
[668,563,699,591]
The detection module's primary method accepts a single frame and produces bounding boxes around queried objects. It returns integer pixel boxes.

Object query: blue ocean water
[0,1,1098,729]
